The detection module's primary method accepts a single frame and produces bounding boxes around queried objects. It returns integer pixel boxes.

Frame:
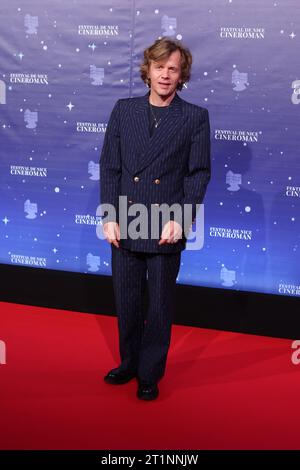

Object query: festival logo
[24,14,39,34]
[24,199,38,219]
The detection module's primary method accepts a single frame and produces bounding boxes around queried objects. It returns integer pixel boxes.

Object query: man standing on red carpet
[100,37,211,400]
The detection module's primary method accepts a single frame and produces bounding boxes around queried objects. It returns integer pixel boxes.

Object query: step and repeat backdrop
[0,0,299,297]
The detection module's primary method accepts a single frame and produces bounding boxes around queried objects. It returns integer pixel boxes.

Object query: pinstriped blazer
[100,91,211,253]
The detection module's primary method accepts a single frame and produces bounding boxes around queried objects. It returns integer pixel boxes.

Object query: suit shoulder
[180,97,208,117]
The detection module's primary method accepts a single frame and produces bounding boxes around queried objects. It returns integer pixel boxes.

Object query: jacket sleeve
[99,99,121,222]
[180,107,211,230]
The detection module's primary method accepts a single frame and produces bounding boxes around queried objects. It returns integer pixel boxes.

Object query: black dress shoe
[137,382,159,401]
[104,368,136,385]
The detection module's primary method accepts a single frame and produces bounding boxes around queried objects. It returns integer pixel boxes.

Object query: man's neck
[148,91,176,107]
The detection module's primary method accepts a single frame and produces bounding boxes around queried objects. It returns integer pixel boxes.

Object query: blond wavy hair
[140,37,192,91]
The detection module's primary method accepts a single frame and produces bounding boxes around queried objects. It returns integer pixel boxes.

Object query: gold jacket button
[133,176,140,182]
[154,178,160,184]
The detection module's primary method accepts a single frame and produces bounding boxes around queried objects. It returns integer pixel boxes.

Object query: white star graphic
[67,102,74,111]
[2,216,10,225]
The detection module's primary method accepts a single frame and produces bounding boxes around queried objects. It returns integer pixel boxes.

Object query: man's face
[148,49,182,99]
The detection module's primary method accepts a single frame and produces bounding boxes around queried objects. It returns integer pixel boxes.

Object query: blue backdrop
[0,0,299,297]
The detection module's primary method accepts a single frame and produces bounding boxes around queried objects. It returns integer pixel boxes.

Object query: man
[100,37,211,400]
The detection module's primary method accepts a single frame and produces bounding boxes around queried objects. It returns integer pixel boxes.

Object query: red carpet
[0,300,299,450]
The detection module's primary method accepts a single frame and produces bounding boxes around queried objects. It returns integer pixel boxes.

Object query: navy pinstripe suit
[100,91,210,383]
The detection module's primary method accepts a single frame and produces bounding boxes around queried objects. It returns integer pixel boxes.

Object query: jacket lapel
[130,91,187,174]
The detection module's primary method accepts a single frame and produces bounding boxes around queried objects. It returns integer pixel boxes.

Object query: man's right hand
[103,222,120,248]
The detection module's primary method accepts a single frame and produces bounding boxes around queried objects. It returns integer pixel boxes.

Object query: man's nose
[161,69,170,78]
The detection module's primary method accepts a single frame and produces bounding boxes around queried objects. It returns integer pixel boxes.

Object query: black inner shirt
[148,103,171,137]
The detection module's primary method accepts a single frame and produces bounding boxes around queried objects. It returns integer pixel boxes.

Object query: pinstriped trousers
[111,244,181,384]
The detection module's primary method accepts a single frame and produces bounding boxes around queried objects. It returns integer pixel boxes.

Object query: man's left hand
[159,220,183,245]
